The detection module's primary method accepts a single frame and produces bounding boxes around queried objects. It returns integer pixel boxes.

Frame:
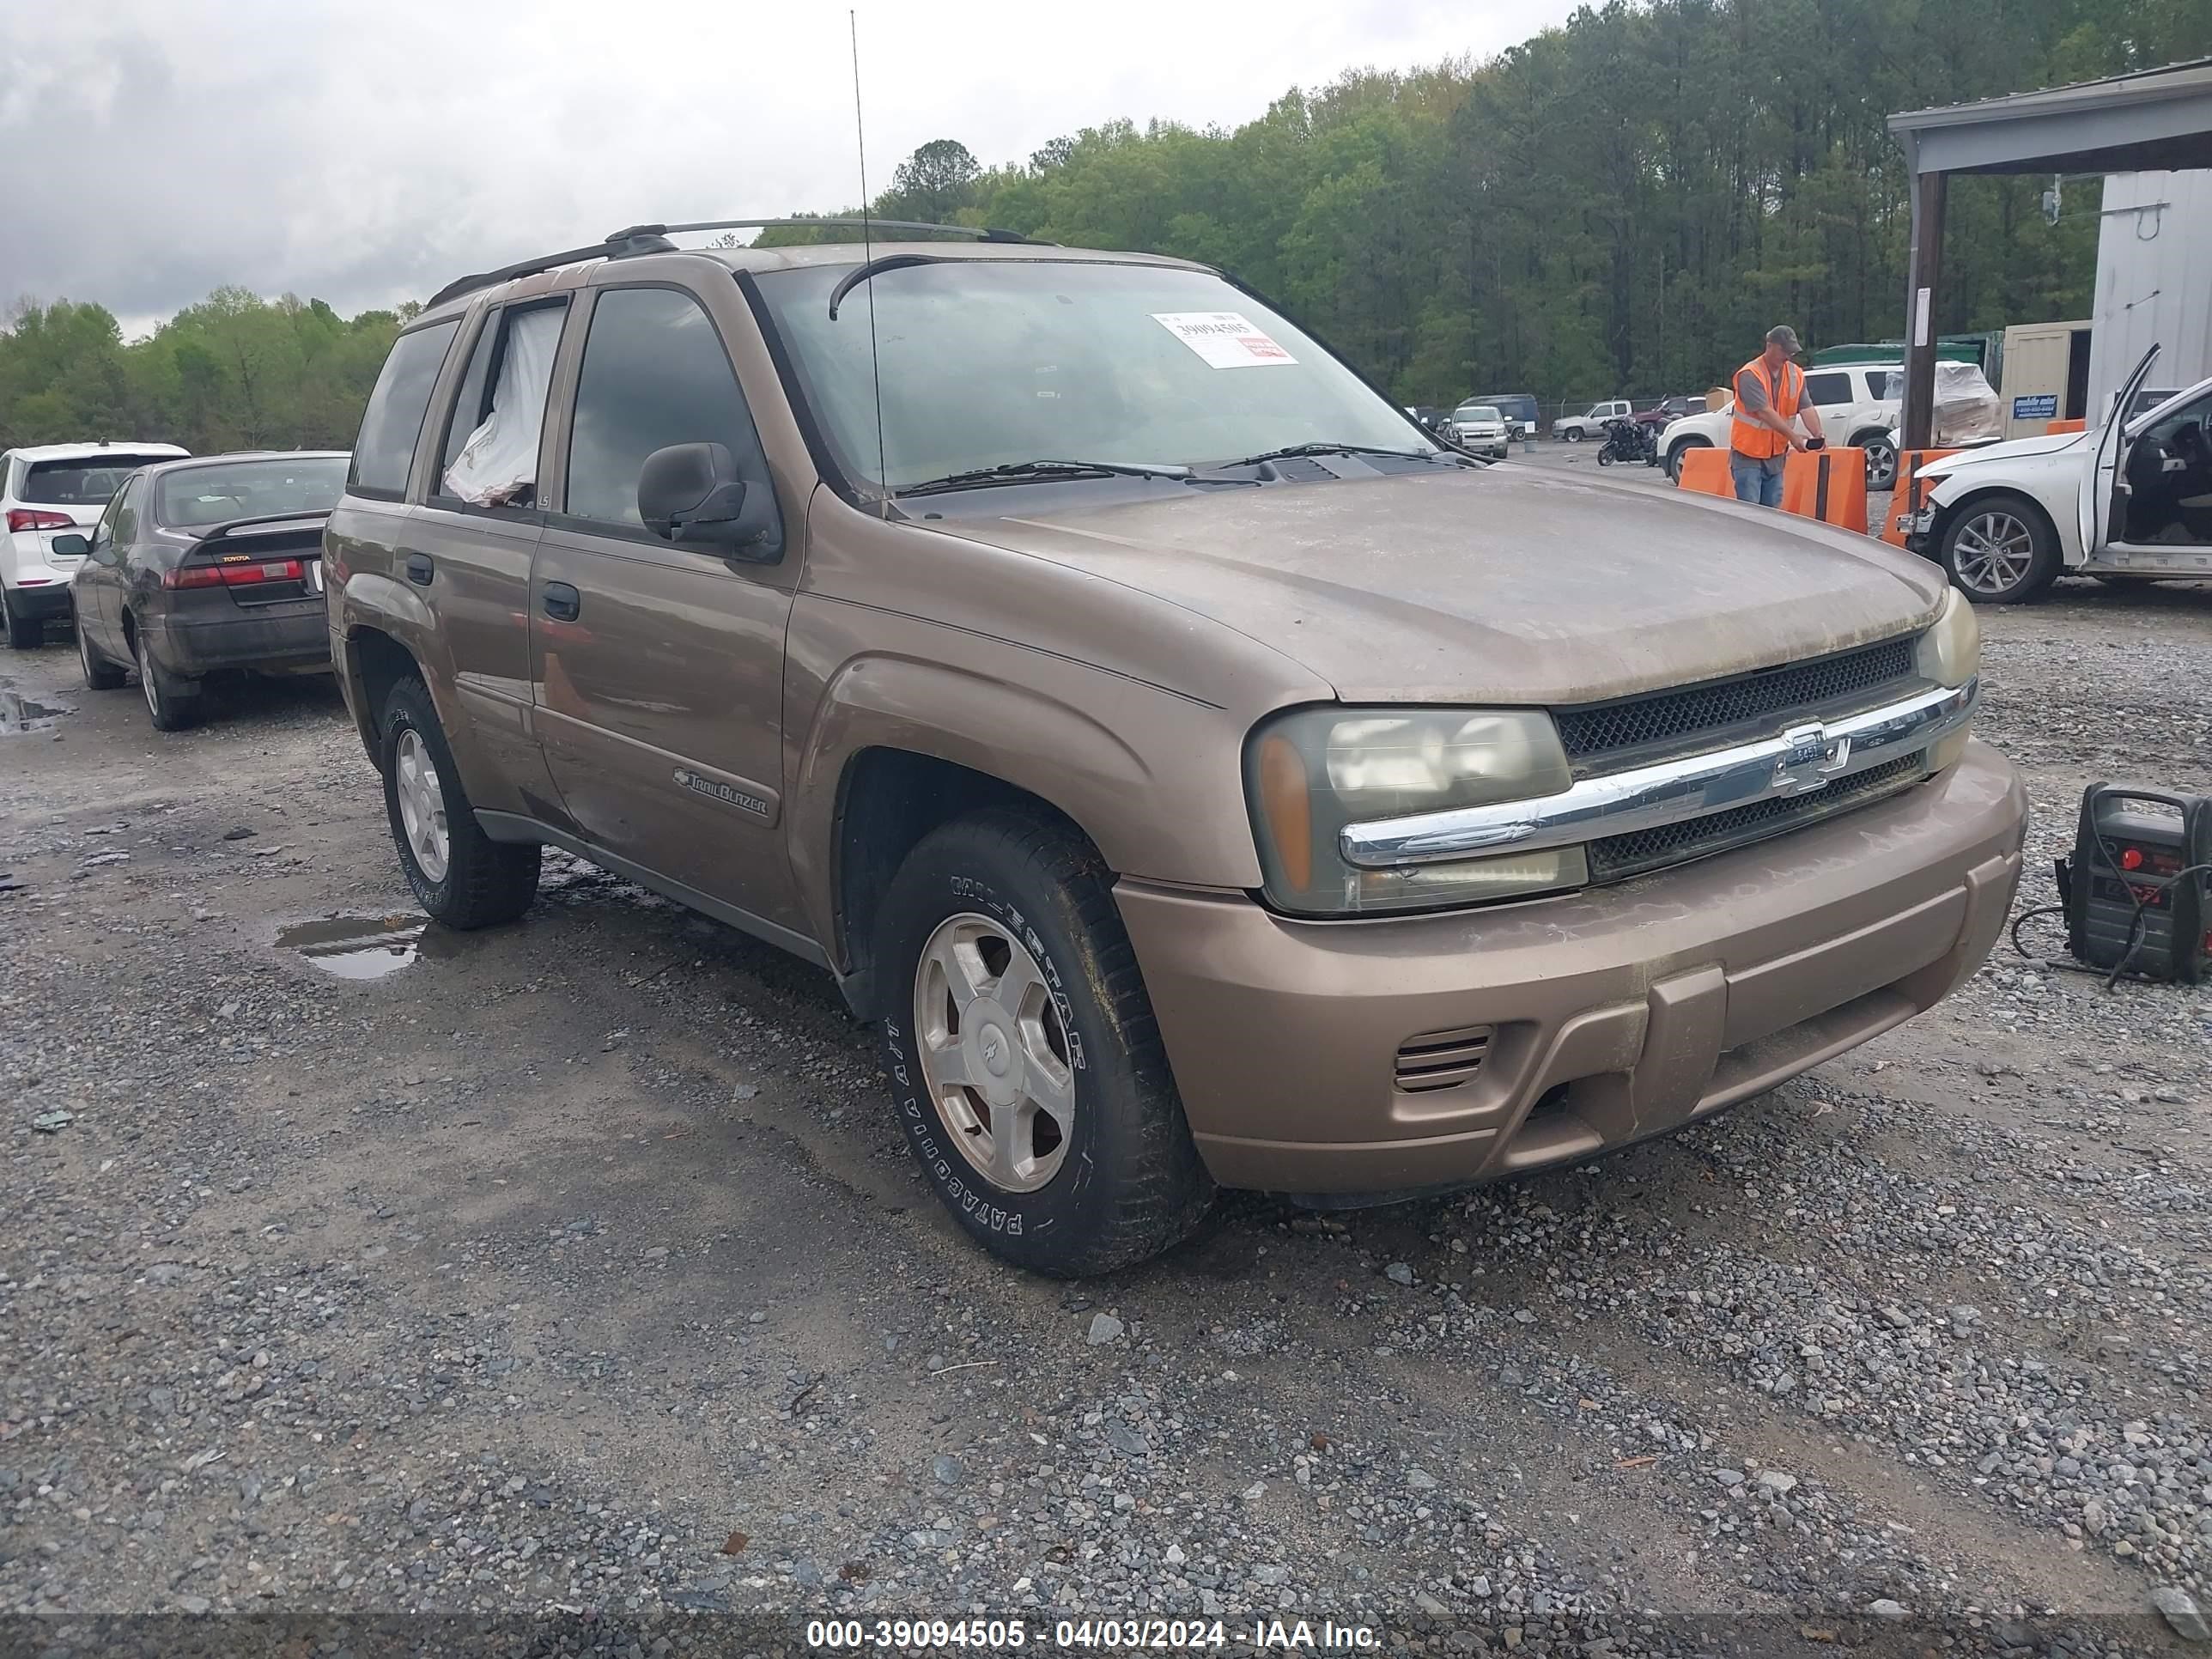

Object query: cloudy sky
[2,0,1580,336]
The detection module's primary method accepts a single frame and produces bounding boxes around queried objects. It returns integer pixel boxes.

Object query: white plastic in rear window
[443,307,564,506]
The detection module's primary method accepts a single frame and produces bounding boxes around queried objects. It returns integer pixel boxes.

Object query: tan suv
[325,221,2027,1275]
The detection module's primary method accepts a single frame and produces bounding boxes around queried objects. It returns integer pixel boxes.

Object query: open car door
[2085,345,2160,556]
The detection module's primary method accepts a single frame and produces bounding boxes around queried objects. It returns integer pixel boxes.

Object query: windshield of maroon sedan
[752,260,1431,490]
[155,457,350,528]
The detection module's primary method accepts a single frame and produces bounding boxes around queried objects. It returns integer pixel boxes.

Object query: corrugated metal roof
[1890,58,2212,132]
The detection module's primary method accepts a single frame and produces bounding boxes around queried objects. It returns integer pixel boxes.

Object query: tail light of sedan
[164,558,307,590]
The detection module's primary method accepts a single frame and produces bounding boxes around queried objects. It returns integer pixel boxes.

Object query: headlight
[1915,588,1979,688]
[1916,590,1979,772]
[1246,707,1582,915]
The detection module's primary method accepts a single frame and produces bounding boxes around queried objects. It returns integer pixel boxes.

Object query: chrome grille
[1556,638,1918,765]
[1588,753,1927,883]
[1394,1025,1493,1093]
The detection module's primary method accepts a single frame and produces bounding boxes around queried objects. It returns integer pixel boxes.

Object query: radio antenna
[850,9,890,518]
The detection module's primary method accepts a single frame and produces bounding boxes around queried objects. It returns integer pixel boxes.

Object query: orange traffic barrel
[1881,449,1960,547]
[1676,446,1734,498]
[1781,447,1869,535]
[2046,417,2086,435]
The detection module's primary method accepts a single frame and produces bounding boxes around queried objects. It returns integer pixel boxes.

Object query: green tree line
[774,0,2210,404]
[5,0,2209,451]
[0,289,412,456]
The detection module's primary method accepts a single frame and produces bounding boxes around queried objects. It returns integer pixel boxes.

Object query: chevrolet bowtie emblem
[1775,721,1851,795]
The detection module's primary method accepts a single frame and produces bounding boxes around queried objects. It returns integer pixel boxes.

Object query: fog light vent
[1394,1025,1494,1093]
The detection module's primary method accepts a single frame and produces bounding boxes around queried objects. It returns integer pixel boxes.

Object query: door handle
[404,554,434,586]
[541,581,580,622]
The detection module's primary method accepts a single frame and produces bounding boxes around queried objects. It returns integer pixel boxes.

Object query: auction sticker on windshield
[1151,312,1297,369]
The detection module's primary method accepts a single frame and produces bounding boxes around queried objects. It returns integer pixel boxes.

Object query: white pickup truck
[1552,399,1633,442]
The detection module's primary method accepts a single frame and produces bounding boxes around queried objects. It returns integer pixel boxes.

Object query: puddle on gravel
[277,913,451,980]
[0,687,71,734]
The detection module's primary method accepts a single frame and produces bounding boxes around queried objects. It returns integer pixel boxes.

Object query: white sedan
[1905,346,2212,603]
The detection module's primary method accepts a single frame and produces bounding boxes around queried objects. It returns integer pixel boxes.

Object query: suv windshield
[753,260,1431,491]
[1457,406,1502,422]
[22,456,176,506]
[155,457,349,528]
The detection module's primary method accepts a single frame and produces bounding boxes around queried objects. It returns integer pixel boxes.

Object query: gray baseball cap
[1766,325,1802,354]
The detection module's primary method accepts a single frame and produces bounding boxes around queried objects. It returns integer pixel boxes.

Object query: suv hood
[941,468,1944,704]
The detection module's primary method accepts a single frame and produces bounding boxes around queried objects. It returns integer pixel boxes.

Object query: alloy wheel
[393,727,451,883]
[911,912,1075,1194]
[1952,511,2036,597]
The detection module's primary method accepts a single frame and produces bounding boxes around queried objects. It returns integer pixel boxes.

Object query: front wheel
[378,673,540,927]
[873,808,1213,1276]
[1940,494,2059,604]
[76,608,125,690]
[1666,437,1710,483]
[1562,427,1584,443]
[1597,451,1614,466]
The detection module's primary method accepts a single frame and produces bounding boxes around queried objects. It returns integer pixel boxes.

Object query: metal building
[2091,168,2212,421]
[1887,59,2212,451]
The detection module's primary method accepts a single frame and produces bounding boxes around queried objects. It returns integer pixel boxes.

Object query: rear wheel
[874,808,1213,1276]
[378,673,540,927]
[1856,432,1899,491]
[2,585,41,650]
[75,606,125,690]
[136,629,201,731]
[1940,493,2059,604]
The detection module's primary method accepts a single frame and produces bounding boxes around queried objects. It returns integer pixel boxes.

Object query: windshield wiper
[1208,441,1465,471]
[895,459,1192,499]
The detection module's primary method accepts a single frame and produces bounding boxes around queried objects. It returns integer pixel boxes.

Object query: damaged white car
[1905,346,2212,603]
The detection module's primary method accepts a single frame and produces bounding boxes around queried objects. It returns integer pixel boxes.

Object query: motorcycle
[1596,417,1657,468]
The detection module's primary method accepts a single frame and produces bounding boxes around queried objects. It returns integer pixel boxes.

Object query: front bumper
[1117,741,2026,1197]
[144,602,331,678]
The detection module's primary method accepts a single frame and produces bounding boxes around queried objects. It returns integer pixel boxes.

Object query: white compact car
[1906,345,2212,603]
[3,441,189,647]
[1655,362,1995,490]
[1448,402,1512,459]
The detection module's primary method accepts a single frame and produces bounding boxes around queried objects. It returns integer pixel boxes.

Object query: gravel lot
[3,556,2210,1656]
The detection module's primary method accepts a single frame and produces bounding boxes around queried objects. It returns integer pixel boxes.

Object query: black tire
[1666,436,1710,483]
[378,672,540,927]
[1938,492,2060,605]
[1562,426,1584,443]
[2,586,41,650]
[874,807,1213,1276]
[1596,451,1613,466]
[1855,431,1899,492]
[136,628,201,731]
[75,606,125,690]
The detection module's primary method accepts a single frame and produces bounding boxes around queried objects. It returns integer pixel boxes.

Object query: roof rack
[426,219,1036,310]
[611,218,1035,245]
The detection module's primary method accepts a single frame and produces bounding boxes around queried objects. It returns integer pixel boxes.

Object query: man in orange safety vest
[1729,325,1826,507]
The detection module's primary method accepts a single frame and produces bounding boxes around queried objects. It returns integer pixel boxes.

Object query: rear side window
[563,287,777,550]
[112,477,143,543]
[22,457,173,506]
[437,301,568,508]
[351,320,460,497]
[1803,371,1853,407]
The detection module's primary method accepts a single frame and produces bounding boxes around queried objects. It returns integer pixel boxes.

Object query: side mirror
[51,533,90,558]
[638,442,777,557]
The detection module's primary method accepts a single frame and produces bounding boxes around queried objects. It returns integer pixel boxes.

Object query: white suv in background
[2,441,188,647]
[1658,364,1912,489]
